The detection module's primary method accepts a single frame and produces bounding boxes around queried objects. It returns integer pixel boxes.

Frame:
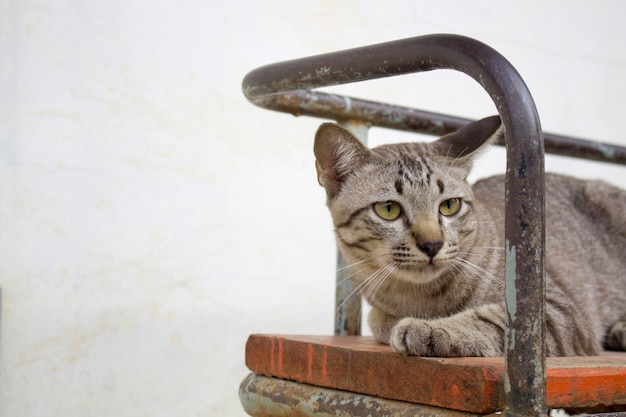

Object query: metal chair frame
[241,34,626,417]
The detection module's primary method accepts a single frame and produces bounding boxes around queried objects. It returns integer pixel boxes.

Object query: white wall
[1,1,625,415]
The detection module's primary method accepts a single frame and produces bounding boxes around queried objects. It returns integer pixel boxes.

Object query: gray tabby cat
[314,116,626,357]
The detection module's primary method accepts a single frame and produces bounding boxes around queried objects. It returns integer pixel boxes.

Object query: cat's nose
[417,240,443,258]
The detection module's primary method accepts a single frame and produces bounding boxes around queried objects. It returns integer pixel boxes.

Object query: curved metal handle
[243,34,546,417]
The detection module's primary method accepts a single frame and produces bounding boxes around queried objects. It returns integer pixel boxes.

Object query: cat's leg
[606,318,626,351]
[390,303,505,357]
[368,306,401,344]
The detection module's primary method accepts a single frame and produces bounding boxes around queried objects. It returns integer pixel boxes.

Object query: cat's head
[314,116,502,286]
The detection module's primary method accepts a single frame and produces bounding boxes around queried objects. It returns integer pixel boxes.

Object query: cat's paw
[606,320,626,351]
[390,318,454,356]
[389,317,500,357]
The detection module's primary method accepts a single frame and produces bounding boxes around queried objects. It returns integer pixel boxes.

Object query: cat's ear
[314,123,371,197]
[432,115,502,174]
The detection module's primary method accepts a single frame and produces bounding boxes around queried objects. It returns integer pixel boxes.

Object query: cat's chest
[364,275,480,319]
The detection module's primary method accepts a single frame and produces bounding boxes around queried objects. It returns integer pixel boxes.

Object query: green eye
[439,198,461,216]
[374,201,402,220]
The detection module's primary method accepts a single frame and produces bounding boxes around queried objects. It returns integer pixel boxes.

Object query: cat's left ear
[314,123,372,198]
[432,115,502,174]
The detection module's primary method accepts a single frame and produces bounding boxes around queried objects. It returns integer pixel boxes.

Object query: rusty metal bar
[245,76,626,166]
[243,34,548,416]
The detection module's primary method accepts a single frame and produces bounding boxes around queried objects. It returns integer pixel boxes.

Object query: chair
[239,34,626,417]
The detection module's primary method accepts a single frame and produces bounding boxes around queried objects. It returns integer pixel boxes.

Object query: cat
[314,116,626,357]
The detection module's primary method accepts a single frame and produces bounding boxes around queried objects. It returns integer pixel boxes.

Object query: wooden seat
[241,335,626,415]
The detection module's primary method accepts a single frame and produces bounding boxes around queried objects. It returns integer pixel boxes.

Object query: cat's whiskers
[334,256,397,315]
[335,254,389,286]
[361,263,397,303]
[455,248,505,296]
[336,259,368,272]
[456,241,507,254]
[456,247,505,278]
[449,261,500,302]
[452,257,503,297]
[335,259,371,288]
[334,271,374,316]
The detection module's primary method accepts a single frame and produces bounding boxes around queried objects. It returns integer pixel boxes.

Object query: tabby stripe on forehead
[420,155,434,175]
[336,206,369,229]
[397,154,434,186]
[398,155,417,177]
[437,179,444,194]
[395,180,403,195]
[396,162,413,186]
[420,155,434,185]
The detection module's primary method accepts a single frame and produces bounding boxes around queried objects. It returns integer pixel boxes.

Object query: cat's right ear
[314,123,370,198]
[433,115,502,160]
[431,115,502,177]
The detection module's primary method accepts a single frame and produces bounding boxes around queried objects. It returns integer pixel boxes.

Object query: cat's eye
[373,201,402,221]
[439,198,461,216]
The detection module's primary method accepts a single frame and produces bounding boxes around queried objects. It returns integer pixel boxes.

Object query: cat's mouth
[392,258,451,284]
[393,252,450,268]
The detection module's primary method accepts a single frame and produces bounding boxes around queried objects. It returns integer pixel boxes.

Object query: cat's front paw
[390,318,454,356]
[390,317,500,357]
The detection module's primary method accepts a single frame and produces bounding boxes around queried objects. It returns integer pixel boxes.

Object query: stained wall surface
[1,1,625,415]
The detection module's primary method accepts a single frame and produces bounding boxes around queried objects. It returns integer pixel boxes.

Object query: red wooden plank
[546,356,626,410]
[245,334,626,413]
[245,334,504,413]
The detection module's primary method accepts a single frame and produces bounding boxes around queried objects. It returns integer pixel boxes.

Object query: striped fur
[314,116,626,357]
